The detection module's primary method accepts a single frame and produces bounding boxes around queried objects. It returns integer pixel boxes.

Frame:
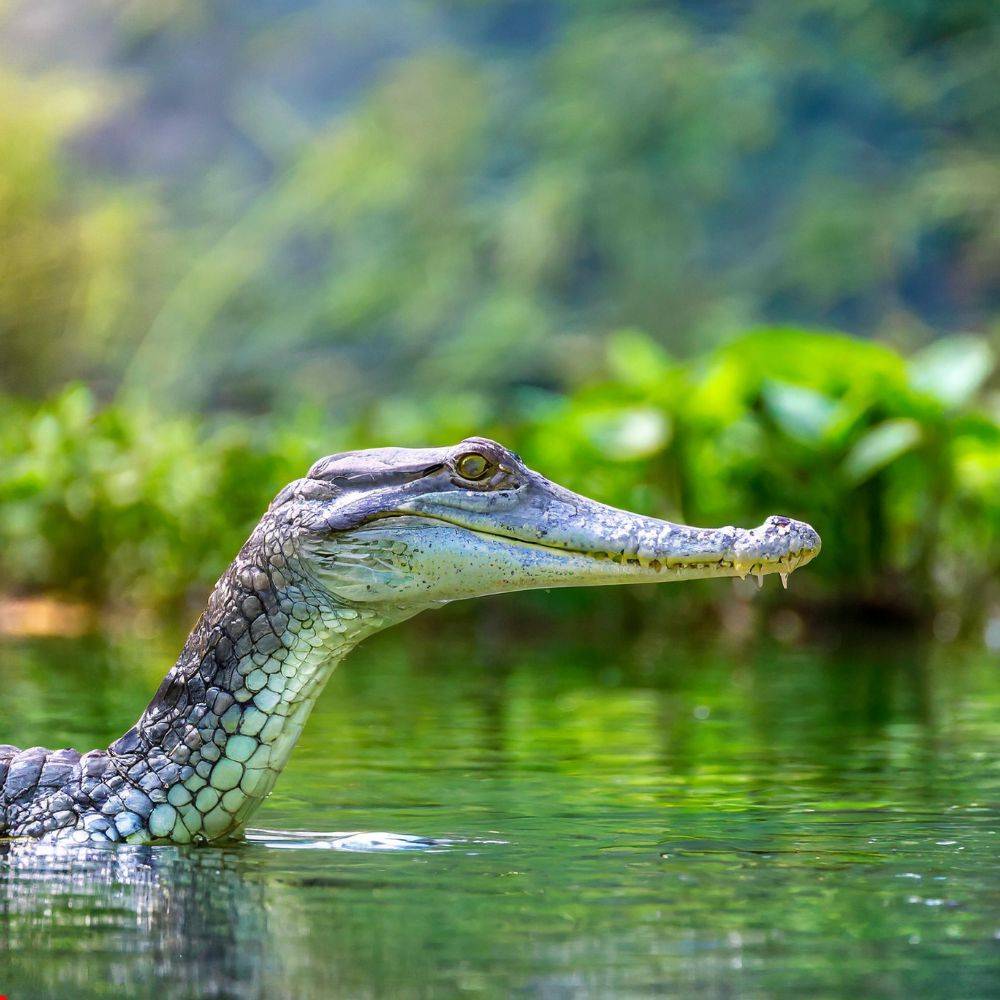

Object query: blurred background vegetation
[0,0,997,637]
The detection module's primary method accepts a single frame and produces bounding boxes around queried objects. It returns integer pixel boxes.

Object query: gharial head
[260,437,821,613]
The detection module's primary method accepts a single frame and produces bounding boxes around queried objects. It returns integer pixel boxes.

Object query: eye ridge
[456,452,492,481]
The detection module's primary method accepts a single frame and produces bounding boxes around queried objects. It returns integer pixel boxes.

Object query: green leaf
[723,328,907,393]
[842,419,922,483]
[606,329,673,388]
[909,335,995,408]
[761,381,838,442]
[581,407,672,460]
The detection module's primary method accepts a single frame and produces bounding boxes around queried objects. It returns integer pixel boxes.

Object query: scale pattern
[0,517,380,844]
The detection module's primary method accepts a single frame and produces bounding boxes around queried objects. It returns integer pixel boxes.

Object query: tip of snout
[762,515,822,561]
[728,515,821,585]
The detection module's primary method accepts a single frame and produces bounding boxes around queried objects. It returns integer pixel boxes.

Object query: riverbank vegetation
[1,2,997,637]
[2,329,996,631]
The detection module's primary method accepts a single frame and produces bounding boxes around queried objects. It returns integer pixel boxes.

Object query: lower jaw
[581,549,815,586]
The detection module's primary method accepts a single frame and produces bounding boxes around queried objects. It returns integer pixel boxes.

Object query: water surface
[1,608,997,998]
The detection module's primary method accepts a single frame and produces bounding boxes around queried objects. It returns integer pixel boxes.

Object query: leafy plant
[3,330,994,628]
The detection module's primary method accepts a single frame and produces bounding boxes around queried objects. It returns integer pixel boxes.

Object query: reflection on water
[0,612,997,998]
[1,841,268,998]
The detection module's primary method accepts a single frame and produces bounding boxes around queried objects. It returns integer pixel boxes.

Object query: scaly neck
[107,536,399,843]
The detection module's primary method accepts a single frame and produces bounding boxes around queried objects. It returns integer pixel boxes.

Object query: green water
[0,607,997,998]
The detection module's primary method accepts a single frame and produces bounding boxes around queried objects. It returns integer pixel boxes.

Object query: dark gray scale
[0,746,85,838]
[0,744,21,833]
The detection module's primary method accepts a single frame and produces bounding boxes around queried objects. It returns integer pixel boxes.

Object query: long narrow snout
[397,472,821,588]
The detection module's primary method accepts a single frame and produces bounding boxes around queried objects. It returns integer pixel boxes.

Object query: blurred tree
[1,0,995,413]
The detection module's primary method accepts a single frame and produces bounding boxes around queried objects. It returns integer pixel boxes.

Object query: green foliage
[507,329,1000,614]
[2,331,996,620]
[0,3,997,626]
[0,388,343,608]
[0,71,158,395]
[1,2,998,414]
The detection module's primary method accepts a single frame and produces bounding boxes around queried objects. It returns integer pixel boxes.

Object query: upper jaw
[574,515,822,582]
[394,475,821,586]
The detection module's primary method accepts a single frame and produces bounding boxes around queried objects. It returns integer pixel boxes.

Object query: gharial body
[0,439,820,846]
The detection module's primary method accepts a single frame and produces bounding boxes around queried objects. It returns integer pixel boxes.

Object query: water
[1,606,997,998]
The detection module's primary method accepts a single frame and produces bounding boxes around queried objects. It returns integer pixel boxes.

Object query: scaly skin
[1,437,820,844]
[0,528,394,844]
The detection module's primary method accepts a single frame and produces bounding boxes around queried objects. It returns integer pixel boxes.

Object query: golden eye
[456,452,491,480]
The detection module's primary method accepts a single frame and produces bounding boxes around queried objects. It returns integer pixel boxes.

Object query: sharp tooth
[779,571,789,589]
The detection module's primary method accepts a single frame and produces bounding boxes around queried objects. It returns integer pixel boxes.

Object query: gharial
[0,439,820,845]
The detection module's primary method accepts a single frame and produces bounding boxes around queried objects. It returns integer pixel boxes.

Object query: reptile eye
[456,452,491,481]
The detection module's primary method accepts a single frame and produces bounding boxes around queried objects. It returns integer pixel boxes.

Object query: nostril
[791,522,822,555]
